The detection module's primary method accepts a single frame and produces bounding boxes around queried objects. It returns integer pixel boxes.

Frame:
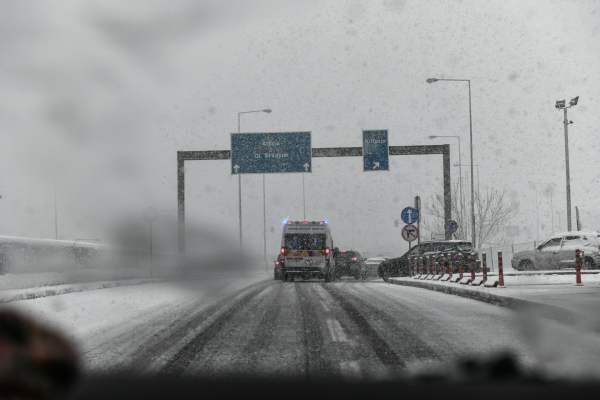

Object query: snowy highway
[9,274,600,380]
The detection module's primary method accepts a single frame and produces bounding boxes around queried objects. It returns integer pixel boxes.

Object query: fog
[1,0,599,259]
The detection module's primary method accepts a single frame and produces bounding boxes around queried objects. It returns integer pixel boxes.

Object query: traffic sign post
[142,207,158,278]
[401,224,419,242]
[362,130,389,171]
[231,132,311,174]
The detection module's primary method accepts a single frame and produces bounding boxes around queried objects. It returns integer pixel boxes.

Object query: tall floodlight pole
[237,109,272,257]
[427,78,475,247]
[429,135,463,218]
[555,96,578,231]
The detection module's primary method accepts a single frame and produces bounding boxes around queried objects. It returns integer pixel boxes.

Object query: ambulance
[280,220,337,282]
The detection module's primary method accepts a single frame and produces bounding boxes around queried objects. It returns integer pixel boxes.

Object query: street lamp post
[429,135,463,213]
[237,109,272,259]
[454,163,478,193]
[555,96,579,231]
[427,78,476,247]
[529,181,556,236]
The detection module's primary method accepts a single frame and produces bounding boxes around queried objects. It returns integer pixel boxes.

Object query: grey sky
[0,0,599,256]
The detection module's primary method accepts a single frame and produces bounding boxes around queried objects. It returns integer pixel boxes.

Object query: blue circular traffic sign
[401,207,419,224]
[445,219,458,234]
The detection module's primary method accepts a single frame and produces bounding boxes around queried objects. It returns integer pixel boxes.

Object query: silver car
[511,231,600,270]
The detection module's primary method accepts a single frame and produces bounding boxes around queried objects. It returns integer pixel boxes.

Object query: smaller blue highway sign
[363,130,389,172]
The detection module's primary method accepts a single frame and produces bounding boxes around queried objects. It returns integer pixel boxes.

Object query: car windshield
[3,1,600,396]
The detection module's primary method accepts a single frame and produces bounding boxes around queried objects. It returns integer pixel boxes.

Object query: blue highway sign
[401,207,419,224]
[445,219,458,234]
[363,130,389,172]
[231,132,311,174]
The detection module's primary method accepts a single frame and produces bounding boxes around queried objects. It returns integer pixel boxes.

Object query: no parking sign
[445,219,458,234]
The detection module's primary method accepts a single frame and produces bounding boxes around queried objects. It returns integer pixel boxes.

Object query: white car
[511,231,600,270]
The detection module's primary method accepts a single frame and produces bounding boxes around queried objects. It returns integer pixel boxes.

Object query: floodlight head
[555,99,566,109]
[569,96,579,106]
[426,78,438,84]
[428,135,437,139]
[262,109,272,113]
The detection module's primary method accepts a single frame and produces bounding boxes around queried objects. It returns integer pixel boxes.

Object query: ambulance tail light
[281,247,285,254]
[352,257,357,261]
[326,247,330,261]
[325,248,330,254]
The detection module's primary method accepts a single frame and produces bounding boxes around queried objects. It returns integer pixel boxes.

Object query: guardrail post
[458,253,463,281]
[575,249,583,286]
[419,256,424,278]
[498,251,506,288]
[470,252,476,282]
[448,253,453,280]
[440,254,445,279]
[432,255,438,279]
[426,255,430,277]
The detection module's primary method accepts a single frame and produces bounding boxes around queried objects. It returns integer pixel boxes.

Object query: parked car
[365,257,385,277]
[511,231,600,270]
[335,250,367,279]
[378,240,481,282]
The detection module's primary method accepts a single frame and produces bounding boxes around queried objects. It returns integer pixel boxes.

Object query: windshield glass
[285,234,327,250]
[2,1,600,395]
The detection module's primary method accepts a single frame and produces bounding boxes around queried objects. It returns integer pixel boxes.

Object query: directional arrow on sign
[373,162,380,169]
[233,165,240,173]
[303,163,309,172]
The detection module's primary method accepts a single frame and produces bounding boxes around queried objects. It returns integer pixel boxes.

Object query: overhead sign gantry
[177,143,452,254]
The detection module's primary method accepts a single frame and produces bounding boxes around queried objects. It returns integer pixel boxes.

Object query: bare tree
[423,181,519,247]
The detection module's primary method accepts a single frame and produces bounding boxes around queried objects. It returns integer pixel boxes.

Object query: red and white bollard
[482,254,488,284]
[426,255,431,277]
[419,257,424,278]
[447,253,453,281]
[498,251,506,288]
[575,249,584,286]
[414,257,419,279]
[439,254,445,280]
[458,253,464,280]
[470,253,476,282]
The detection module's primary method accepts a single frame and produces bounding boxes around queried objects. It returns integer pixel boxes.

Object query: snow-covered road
[8,276,600,380]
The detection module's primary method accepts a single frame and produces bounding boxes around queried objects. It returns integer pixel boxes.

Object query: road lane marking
[339,361,362,380]
[326,319,347,342]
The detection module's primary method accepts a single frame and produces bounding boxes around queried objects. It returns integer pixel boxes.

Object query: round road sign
[445,219,458,234]
[401,207,419,224]
[401,224,419,242]
[143,207,158,223]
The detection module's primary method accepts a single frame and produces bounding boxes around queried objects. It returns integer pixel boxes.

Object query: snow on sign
[445,219,458,234]
[401,206,419,224]
[401,224,419,242]
[231,132,311,174]
[362,129,389,171]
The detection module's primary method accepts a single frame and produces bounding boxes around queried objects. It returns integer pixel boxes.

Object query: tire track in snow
[126,280,272,374]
